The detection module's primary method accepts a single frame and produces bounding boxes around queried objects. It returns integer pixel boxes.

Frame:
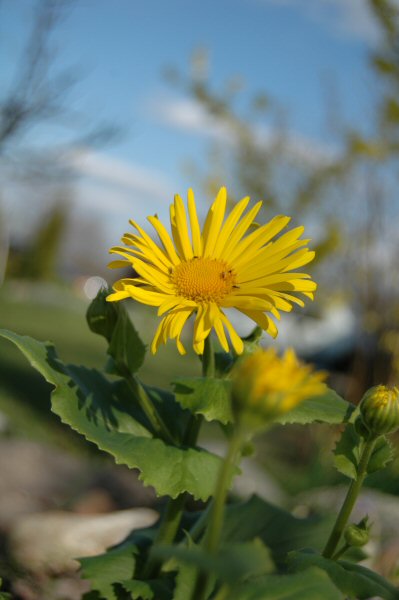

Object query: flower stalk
[125,372,177,446]
[322,435,377,559]
[143,336,213,580]
[190,426,245,600]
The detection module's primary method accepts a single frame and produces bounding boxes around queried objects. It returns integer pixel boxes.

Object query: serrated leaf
[173,377,233,424]
[79,544,138,600]
[276,389,354,425]
[334,424,395,480]
[288,549,399,600]
[230,567,342,600]
[0,330,225,500]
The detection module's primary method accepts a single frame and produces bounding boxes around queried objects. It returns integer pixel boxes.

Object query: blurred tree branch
[0,0,118,178]
[167,0,399,396]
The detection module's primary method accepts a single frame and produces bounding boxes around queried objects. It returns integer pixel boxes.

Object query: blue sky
[1,0,380,250]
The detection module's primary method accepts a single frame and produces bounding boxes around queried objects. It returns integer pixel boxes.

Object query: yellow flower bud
[360,385,399,436]
[231,347,327,425]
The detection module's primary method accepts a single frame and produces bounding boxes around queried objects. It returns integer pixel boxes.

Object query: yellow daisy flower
[107,187,317,355]
[231,347,327,420]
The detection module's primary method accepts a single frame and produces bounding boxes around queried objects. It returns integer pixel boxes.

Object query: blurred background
[1,0,399,597]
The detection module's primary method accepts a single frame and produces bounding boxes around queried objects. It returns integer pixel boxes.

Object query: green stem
[126,374,177,445]
[143,335,214,579]
[142,415,203,579]
[204,430,243,553]
[331,543,350,561]
[184,500,213,545]
[142,492,188,579]
[202,335,215,377]
[322,436,377,559]
[191,428,244,600]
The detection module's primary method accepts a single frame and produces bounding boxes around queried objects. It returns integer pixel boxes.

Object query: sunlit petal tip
[194,340,205,355]
[217,186,227,200]
[108,260,129,269]
[176,339,186,355]
[106,291,129,302]
[174,193,184,204]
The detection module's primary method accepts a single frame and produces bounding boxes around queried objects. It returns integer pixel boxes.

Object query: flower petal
[187,188,202,256]
[173,194,194,260]
[212,195,251,258]
[202,187,227,257]
[147,215,180,265]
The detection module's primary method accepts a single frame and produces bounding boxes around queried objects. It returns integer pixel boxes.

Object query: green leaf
[0,330,225,500]
[155,539,274,584]
[334,424,394,480]
[333,423,360,479]
[108,308,147,375]
[143,384,191,441]
[173,377,233,424]
[276,389,354,425]
[86,291,146,374]
[214,351,234,376]
[118,579,171,600]
[0,579,12,600]
[288,549,399,600]
[79,544,137,600]
[221,495,333,566]
[172,561,198,600]
[229,567,342,600]
[368,435,394,473]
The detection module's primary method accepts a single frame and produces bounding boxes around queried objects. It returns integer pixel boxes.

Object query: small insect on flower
[107,188,317,355]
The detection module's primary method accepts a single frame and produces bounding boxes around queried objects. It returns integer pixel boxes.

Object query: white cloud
[64,150,177,243]
[154,97,233,142]
[67,149,174,200]
[0,150,176,245]
[154,96,337,166]
[256,0,380,44]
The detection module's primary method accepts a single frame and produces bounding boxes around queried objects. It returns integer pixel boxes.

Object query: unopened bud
[344,517,370,548]
[360,385,399,436]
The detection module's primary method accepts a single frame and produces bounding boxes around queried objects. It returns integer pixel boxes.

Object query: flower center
[171,257,236,302]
